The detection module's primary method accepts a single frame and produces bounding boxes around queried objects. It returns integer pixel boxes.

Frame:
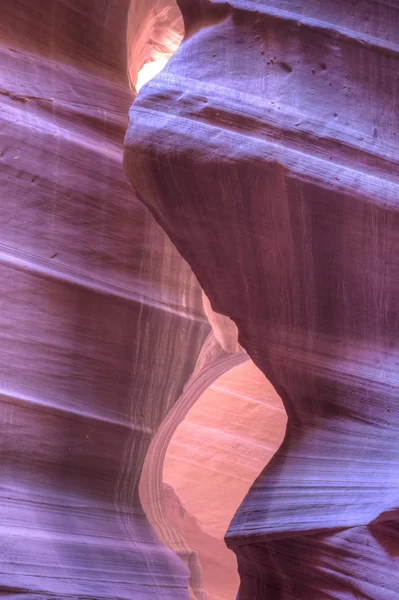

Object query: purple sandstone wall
[1,0,398,598]
[0,1,208,598]
[125,0,399,598]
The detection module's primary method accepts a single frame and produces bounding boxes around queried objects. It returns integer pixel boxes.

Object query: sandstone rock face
[125,0,399,598]
[3,0,399,598]
[1,1,208,598]
[139,294,286,600]
[139,328,248,600]
[165,360,286,542]
[164,358,286,600]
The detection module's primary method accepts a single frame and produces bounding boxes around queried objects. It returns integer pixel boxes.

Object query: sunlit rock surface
[164,359,286,600]
[127,0,183,91]
[165,360,286,541]
[125,0,399,598]
[140,329,247,600]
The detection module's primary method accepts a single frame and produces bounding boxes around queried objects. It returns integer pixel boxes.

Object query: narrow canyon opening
[139,301,288,600]
[128,2,288,599]
[127,0,184,94]
[163,358,287,600]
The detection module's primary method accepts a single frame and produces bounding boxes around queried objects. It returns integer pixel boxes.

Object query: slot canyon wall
[1,1,210,598]
[125,0,399,599]
[1,0,398,599]
[2,1,283,599]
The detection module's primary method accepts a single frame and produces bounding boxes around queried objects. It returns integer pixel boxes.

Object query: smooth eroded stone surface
[140,330,248,600]
[165,360,286,540]
[164,359,286,600]
[1,1,208,598]
[125,0,399,597]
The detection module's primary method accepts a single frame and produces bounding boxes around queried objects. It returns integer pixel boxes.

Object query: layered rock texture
[0,1,207,598]
[2,0,398,599]
[125,0,399,598]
